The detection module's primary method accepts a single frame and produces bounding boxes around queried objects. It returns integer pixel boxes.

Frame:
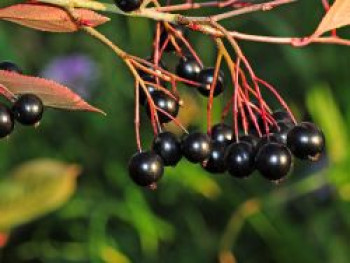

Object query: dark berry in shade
[198,68,225,97]
[255,134,280,154]
[146,91,179,123]
[239,134,259,149]
[272,110,293,125]
[211,123,233,145]
[255,142,292,182]
[138,74,162,105]
[152,132,182,166]
[181,132,212,163]
[128,151,164,187]
[12,94,44,126]
[176,57,202,83]
[114,0,142,12]
[138,58,167,79]
[225,142,255,178]
[202,142,227,174]
[0,104,14,138]
[271,121,292,145]
[0,61,22,74]
[287,122,325,161]
[159,24,187,52]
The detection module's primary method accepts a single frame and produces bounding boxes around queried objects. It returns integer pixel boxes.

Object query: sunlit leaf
[0,70,105,114]
[314,0,350,37]
[0,4,110,32]
[0,159,81,231]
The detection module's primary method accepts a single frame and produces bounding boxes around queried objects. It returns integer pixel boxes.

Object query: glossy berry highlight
[176,56,202,83]
[128,151,164,187]
[202,142,227,174]
[146,91,179,123]
[181,132,212,163]
[12,94,44,126]
[255,142,292,182]
[152,132,182,166]
[287,122,325,161]
[197,68,225,97]
[211,123,233,145]
[0,103,14,138]
[225,142,255,178]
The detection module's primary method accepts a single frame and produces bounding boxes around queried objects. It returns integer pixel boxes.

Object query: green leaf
[0,159,81,231]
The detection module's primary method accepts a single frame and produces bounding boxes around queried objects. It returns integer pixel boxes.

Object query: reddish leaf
[314,0,350,37]
[0,70,105,114]
[0,4,110,32]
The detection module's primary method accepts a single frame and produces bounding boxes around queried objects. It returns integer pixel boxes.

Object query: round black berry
[152,132,182,166]
[159,24,186,52]
[181,132,212,163]
[197,68,225,97]
[287,122,325,161]
[225,142,255,178]
[0,61,22,74]
[202,142,227,174]
[176,57,202,83]
[146,91,179,123]
[211,123,233,145]
[114,0,142,12]
[255,134,280,154]
[128,151,164,187]
[138,74,162,105]
[255,142,292,182]
[0,104,14,138]
[12,94,44,126]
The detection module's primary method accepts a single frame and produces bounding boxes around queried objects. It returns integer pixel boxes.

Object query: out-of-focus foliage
[0,0,350,262]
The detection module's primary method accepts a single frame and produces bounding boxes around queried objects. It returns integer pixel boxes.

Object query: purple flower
[41,54,99,99]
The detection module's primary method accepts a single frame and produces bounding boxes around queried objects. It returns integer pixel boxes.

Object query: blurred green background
[0,0,350,262]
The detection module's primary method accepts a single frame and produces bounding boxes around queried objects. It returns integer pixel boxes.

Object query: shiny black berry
[114,0,142,12]
[255,134,280,154]
[138,74,161,105]
[255,142,292,181]
[202,142,227,174]
[176,57,202,83]
[211,123,233,145]
[181,132,212,163]
[159,25,187,52]
[152,132,182,166]
[146,91,179,123]
[0,104,14,138]
[12,94,44,126]
[0,61,22,74]
[197,68,225,97]
[128,151,164,187]
[225,142,255,178]
[287,122,325,161]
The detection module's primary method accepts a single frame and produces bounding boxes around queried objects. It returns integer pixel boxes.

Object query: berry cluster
[0,61,44,138]
[129,111,325,188]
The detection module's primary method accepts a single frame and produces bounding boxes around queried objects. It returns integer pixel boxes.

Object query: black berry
[272,110,293,124]
[128,151,164,187]
[176,56,202,83]
[0,61,22,74]
[0,104,14,138]
[146,91,179,123]
[225,142,255,178]
[12,94,44,126]
[287,122,325,161]
[114,0,142,12]
[211,123,233,145]
[198,68,225,97]
[239,134,258,149]
[255,142,292,181]
[181,132,212,163]
[139,74,161,105]
[202,142,227,174]
[152,132,182,166]
[271,121,292,145]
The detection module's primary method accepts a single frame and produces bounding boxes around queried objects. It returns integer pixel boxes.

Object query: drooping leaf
[0,159,81,231]
[314,0,350,37]
[0,70,104,114]
[0,4,110,32]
